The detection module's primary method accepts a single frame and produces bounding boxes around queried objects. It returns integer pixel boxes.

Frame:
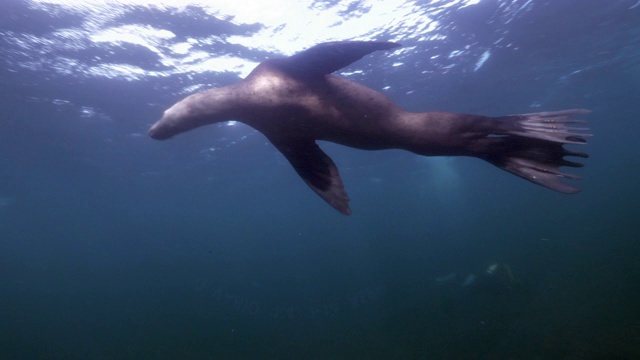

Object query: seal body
[149,41,590,215]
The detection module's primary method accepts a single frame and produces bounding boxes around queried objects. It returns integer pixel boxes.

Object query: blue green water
[1,0,639,358]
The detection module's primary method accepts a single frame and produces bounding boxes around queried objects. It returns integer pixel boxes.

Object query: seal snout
[148,121,168,140]
[149,106,181,140]
[148,103,191,140]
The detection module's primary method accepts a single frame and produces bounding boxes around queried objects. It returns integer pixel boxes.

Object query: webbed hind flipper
[481,109,591,193]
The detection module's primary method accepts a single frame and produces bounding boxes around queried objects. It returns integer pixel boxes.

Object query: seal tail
[479,109,591,194]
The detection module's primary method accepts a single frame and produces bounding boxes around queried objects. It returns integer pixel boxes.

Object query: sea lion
[149,41,590,215]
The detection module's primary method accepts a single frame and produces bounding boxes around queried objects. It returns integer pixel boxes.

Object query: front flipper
[272,41,401,79]
[270,138,351,215]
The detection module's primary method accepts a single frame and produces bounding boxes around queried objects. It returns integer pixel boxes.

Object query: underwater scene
[1,0,639,358]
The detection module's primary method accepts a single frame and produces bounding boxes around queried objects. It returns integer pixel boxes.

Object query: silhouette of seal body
[149,41,590,215]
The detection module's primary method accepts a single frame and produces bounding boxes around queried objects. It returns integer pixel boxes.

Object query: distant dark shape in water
[149,41,590,215]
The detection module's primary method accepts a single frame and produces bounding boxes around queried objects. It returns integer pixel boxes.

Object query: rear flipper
[480,109,591,194]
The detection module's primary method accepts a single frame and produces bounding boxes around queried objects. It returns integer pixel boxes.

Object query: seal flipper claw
[270,138,351,215]
[273,41,401,78]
